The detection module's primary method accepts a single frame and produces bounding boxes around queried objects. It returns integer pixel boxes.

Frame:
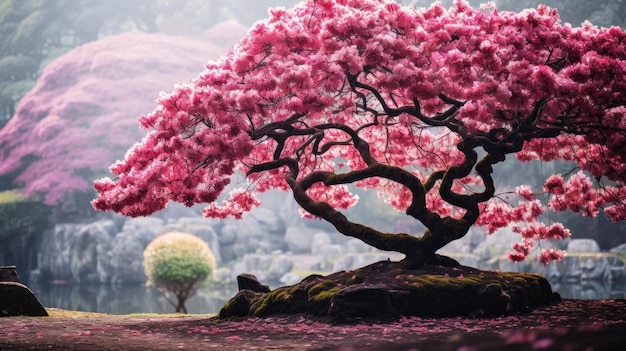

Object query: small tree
[143,232,216,314]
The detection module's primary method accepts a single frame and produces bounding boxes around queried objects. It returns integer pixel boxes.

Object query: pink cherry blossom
[92,0,625,264]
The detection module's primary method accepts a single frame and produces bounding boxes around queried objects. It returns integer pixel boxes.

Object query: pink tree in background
[93,0,626,266]
[0,32,229,204]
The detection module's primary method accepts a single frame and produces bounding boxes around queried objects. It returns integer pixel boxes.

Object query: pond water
[29,277,626,315]
[30,282,237,315]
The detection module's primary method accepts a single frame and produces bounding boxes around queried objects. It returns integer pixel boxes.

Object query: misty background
[0,0,625,314]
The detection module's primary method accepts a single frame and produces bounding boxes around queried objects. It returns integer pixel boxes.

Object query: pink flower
[538,249,566,265]
[544,174,565,195]
[515,185,536,201]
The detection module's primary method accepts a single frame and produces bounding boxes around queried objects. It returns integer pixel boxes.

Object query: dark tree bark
[246,71,608,267]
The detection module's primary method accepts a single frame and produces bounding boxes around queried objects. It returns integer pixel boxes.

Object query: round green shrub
[143,232,216,313]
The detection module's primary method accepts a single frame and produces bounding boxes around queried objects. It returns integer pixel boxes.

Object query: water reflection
[29,278,625,315]
[549,278,626,300]
[30,282,236,315]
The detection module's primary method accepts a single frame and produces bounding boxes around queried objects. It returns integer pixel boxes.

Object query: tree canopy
[93,0,626,265]
[0,32,222,203]
[143,232,216,314]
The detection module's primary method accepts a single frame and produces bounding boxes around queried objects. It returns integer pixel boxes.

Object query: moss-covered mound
[218,260,560,323]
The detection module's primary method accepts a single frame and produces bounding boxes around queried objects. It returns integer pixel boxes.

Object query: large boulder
[36,220,118,284]
[0,282,48,317]
[1,266,47,317]
[218,260,559,322]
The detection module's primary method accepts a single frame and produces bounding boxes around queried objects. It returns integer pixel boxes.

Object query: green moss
[250,286,300,317]
[346,274,364,286]
[307,280,338,299]
[309,286,341,303]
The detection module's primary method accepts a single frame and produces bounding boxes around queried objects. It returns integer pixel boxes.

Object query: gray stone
[218,224,239,246]
[279,272,302,286]
[284,226,320,253]
[610,243,626,254]
[106,217,171,285]
[472,227,520,260]
[267,255,294,281]
[109,232,148,285]
[332,255,355,271]
[311,232,333,255]
[37,220,119,284]
[121,217,166,242]
[321,244,346,258]
[0,282,48,317]
[345,239,371,254]
[485,255,531,273]
[213,267,233,283]
[552,253,623,281]
[231,253,300,285]
[567,239,601,253]
[225,207,287,258]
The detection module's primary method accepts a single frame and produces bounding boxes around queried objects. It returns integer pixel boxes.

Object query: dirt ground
[1,299,625,350]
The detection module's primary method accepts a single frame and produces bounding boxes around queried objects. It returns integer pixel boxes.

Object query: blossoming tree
[93,0,626,267]
[0,32,223,204]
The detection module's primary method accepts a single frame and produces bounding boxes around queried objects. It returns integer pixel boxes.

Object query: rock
[332,255,355,272]
[567,239,601,253]
[486,255,531,273]
[0,266,19,282]
[226,207,287,257]
[267,255,294,281]
[478,283,513,316]
[610,243,626,254]
[218,289,265,318]
[284,226,322,253]
[280,272,302,286]
[121,217,166,242]
[345,239,371,254]
[218,224,239,247]
[0,282,48,317]
[37,220,119,284]
[231,252,293,283]
[328,284,399,322]
[237,273,270,293]
[109,233,147,285]
[219,261,558,322]
[320,244,346,259]
[311,232,333,255]
[472,227,521,261]
[213,267,233,283]
[545,253,623,281]
[107,217,169,284]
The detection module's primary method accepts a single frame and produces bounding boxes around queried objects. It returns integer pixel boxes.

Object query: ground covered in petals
[0,299,624,350]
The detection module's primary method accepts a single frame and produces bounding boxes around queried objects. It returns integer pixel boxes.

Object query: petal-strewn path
[1,300,625,350]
